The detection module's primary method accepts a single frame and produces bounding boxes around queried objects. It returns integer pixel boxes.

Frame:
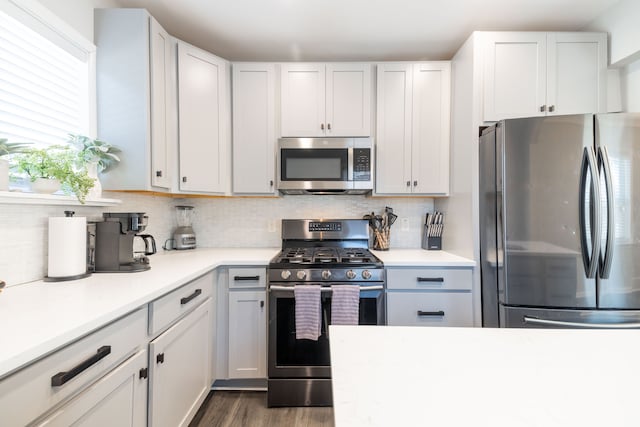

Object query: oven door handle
[269,285,384,292]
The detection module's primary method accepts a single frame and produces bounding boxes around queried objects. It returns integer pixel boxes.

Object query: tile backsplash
[0,193,433,286]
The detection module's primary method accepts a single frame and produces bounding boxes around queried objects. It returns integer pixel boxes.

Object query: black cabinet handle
[180,288,202,305]
[182,176,187,183]
[417,277,444,283]
[156,353,165,364]
[139,367,148,379]
[51,345,111,387]
[417,310,445,317]
[233,275,260,281]
[156,170,162,177]
[260,300,265,308]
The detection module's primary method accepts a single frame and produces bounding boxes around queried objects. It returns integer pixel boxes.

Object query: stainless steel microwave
[277,137,374,195]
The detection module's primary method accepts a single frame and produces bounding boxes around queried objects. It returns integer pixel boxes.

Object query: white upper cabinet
[280,63,371,137]
[177,41,230,194]
[483,32,606,121]
[232,63,277,195]
[95,9,173,191]
[376,62,450,195]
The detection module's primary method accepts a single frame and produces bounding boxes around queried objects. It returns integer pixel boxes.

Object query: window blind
[0,10,88,147]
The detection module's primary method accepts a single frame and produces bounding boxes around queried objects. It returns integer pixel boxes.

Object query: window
[0,2,95,147]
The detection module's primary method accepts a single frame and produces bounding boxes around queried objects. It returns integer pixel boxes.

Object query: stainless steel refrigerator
[480,113,640,328]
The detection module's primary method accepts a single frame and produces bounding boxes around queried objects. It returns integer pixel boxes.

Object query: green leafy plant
[68,134,121,173]
[12,146,95,203]
[0,138,31,157]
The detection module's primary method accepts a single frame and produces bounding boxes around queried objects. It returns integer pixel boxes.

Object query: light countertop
[0,248,278,379]
[0,247,474,380]
[330,325,640,427]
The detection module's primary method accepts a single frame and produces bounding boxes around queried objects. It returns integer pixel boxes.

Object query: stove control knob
[280,270,291,280]
[362,270,372,280]
[346,270,357,280]
[296,270,307,280]
[321,270,332,280]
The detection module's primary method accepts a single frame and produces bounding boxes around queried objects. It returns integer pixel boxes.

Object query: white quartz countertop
[330,325,640,427]
[372,249,475,267]
[0,248,278,379]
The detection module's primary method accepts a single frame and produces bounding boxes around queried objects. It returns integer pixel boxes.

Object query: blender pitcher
[173,205,196,249]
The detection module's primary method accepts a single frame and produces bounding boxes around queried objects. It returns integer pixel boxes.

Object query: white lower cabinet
[227,268,267,379]
[148,299,213,427]
[33,350,148,427]
[386,267,474,327]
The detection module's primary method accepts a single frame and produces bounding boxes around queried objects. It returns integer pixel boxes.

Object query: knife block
[421,225,442,250]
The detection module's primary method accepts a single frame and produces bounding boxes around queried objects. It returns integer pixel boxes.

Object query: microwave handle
[348,147,354,181]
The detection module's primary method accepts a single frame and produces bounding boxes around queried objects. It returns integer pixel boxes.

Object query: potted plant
[12,146,95,203]
[0,138,31,191]
[68,134,120,199]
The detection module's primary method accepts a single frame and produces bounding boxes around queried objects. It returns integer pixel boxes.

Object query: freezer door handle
[523,316,640,329]
[579,147,601,278]
[598,146,614,279]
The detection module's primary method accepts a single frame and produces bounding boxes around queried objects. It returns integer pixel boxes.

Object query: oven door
[268,284,384,379]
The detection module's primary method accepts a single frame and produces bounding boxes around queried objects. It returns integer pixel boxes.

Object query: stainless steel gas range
[267,219,386,407]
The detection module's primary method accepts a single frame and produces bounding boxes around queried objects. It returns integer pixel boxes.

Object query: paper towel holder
[44,211,92,282]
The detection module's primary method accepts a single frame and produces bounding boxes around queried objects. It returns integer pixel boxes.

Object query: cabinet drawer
[387,292,473,327]
[228,268,266,289]
[0,307,147,427]
[149,271,213,336]
[386,268,472,291]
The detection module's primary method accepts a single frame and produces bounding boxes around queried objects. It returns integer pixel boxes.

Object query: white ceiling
[113,0,620,61]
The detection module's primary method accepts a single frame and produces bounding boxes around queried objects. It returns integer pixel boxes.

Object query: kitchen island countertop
[330,325,640,427]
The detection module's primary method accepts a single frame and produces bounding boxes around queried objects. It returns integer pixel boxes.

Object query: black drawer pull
[51,345,111,387]
[157,353,165,364]
[180,288,202,305]
[417,277,444,283]
[417,310,445,317]
[234,275,260,281]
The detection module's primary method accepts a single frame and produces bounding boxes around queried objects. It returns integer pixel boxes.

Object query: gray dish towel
[294,285,322,340]
[330,285,360,325]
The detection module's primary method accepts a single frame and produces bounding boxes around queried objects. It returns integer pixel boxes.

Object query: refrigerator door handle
[579,147,601,278]
[523,316,640,329]
[598,146,614,279]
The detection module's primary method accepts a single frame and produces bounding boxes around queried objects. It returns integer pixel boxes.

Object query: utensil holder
[422,225,442,250]
[373,228,390,250]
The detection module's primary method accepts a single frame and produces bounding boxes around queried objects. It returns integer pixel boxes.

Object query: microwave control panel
[353,148,371,181]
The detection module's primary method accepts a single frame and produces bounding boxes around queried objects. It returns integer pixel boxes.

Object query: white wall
[586,0,640,112]
[36,0,121,42]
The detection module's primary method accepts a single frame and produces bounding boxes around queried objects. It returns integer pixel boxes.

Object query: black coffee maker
[93,212,156,273]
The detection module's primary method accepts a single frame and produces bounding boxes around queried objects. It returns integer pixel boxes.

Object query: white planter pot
[0,158,8,191]
[31,177,61,194]
[86,162,102,199]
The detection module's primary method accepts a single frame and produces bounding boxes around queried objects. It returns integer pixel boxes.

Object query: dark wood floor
[190,391,335,427]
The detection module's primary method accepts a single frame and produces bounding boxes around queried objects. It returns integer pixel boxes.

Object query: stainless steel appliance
[93,212,156,273]
[277,137,373,194]
[267,219,385,407]
[480,113,640,328]
[173,205,196,250]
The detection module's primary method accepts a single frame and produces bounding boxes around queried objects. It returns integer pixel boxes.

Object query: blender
[173,205,196,250]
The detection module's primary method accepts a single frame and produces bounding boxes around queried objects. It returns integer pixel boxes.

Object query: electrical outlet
[268,219,277,233]
[401,218,410,231]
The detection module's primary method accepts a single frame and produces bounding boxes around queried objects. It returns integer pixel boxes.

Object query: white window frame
[0,0,97,139]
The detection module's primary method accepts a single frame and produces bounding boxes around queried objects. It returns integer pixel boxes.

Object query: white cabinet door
[325,63,372,137]
[546,33,607,116]
[228,290,267,379]
[149,300,212,427]
[411,62,450,195]
[280,63,326,137]
[34,350,147,427]
[483,32,547,121]
[232,63,277,194]
[149,16,171,189]
[177,41,229,193]
[375,63,413,194]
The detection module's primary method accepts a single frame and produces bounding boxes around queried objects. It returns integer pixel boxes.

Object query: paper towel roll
[48,216,87,279]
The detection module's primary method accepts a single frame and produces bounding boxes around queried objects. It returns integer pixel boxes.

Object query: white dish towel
[294,285,322,340]
[331,285,360,325]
